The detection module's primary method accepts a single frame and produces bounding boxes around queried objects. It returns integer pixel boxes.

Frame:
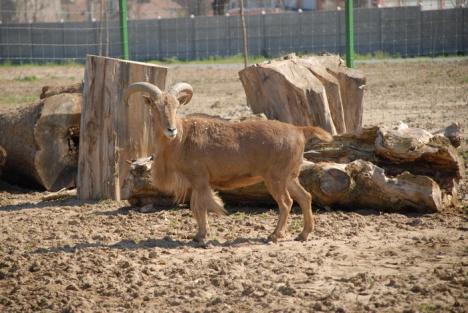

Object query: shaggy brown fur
[125,82,332,243]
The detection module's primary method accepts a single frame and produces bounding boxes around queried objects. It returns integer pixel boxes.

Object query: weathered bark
[310,55,366,133]
[295,58,346,133]
[433,122,462,148]
[239,56,337,135]
[78,55,167,200]
[239,54,365,135]
[0,93,81,190]
[306,123,463,197]
[121,156,174,207]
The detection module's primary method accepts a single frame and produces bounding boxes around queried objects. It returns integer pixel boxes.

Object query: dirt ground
[0,58,467,313]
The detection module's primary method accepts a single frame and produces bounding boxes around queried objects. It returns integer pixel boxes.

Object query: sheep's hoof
[267,233,281,243]
[294,233,309,242]
[192,235,207,246]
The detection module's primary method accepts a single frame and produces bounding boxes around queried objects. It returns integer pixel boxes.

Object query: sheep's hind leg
[287,177,314,241]
[264,177,293,243]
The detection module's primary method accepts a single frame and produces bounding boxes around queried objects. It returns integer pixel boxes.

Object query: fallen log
[305,123,464,205]
[121,123,462,213]
[0,93,82,190]
[221,160,442,213]
[239,54,365,135]
[121,156,443,213]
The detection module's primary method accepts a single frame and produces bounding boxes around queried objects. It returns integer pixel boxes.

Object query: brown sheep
[124,82,332,244]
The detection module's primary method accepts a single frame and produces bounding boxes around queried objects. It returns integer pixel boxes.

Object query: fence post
[345,0,355,68]
[118,0,129,60]
[240,0,248,68]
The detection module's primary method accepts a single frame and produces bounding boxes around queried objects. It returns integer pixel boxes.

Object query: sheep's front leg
[190,185,212,244]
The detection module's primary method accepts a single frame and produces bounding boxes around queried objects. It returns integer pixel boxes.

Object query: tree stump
[0,93,81,190]
[238,54,366,134]
[78,55,167,200]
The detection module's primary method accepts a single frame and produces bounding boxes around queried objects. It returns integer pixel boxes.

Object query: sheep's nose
[165,127,177,138]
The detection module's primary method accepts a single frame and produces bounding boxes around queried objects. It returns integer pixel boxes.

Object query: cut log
[305,123,463,193]
[78,55,168,200]
[295,58,347,133]
[309,55,366,133]
[0,145,6,177]
[239,57,337,135]
[0,93,82,190]
[239,54,365,135]
[221,160,442,213]
[121,156,443,213]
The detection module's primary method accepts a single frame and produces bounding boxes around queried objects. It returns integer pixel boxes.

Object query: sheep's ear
[169,82,193,106]
[177,91,193,106]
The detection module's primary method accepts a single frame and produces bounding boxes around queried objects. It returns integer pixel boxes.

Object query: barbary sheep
[124,82,332,243]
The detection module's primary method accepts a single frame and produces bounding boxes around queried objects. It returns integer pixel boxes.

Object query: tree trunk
[220,160,442,213]
[305,123,464,205]
[238,54,365,135]
[0,93,81,190]
[78,55,167,200]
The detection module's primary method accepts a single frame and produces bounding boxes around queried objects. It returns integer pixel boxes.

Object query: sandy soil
[0,58,467,312]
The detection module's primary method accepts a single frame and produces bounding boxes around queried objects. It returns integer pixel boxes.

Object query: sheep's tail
[300,126,333,143]
[191,188,227,216]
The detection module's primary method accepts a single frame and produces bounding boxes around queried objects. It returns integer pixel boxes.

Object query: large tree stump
[78,55,167,200]
[0,93,81,190]
[239,54,366,135]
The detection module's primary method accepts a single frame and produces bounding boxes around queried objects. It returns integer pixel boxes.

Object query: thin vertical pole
[119,0,129,59]
[345,0,354,68]
[240,0,248,68]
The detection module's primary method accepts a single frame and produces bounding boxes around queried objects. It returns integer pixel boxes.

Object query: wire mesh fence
[0,0,466,139]
[0,0,466,63]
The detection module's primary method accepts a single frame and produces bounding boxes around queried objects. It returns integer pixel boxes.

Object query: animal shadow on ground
[0,197,95,212]
[33,236,267,254]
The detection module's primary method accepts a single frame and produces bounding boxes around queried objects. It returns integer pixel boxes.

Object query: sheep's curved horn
[168,82,193,105]
[124,82,162,105]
